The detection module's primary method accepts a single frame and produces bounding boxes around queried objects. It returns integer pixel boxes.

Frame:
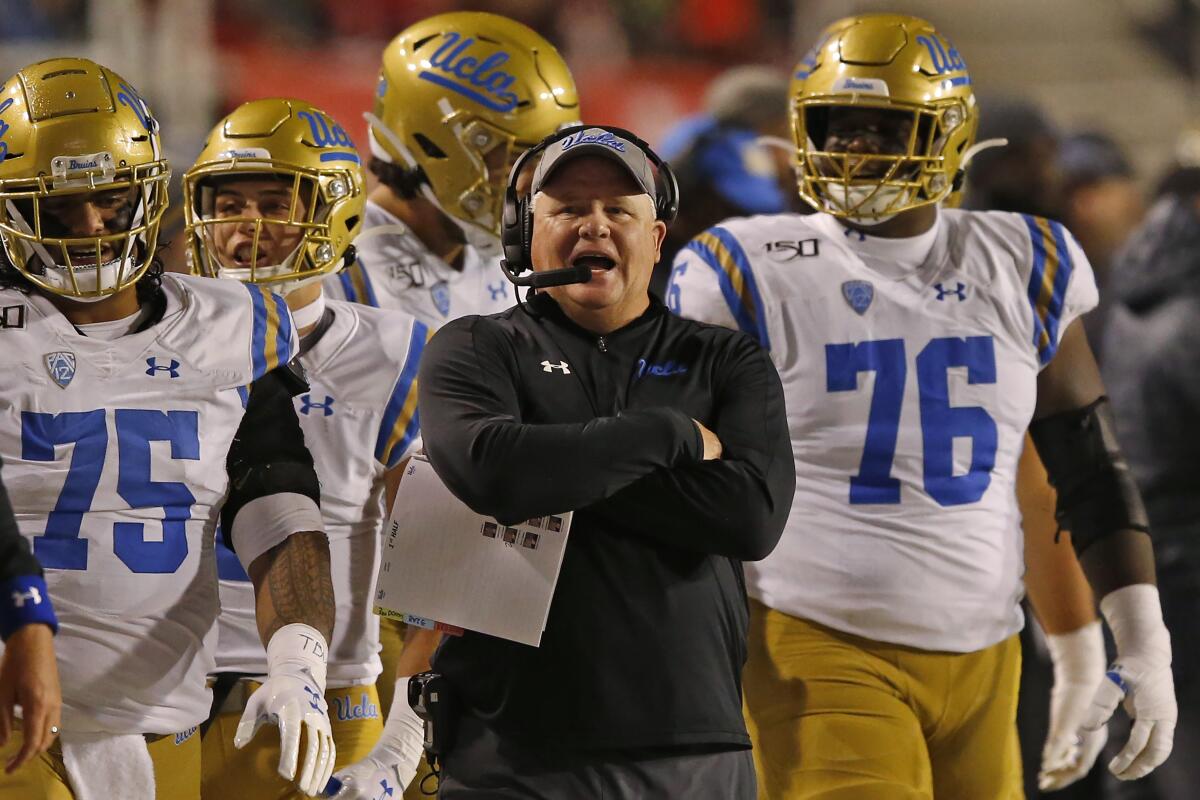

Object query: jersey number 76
[826,335,997,506]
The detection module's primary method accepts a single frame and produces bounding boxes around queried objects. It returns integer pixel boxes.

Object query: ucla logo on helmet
[916,34,970,87]
[116,82,156,132]
[418,32,521,113]
[296,110,360,164]
[0,98,14,160]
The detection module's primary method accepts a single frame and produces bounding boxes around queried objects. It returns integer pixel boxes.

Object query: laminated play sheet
[373,457,573,647]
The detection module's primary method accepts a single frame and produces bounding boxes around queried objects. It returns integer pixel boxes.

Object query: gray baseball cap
[530,127,657,202]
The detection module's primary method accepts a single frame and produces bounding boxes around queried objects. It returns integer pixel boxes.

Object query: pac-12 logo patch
[44,351,76,388]
[431,280,451,317]
[841,280,874,315]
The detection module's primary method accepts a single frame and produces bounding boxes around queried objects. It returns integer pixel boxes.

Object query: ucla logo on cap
[44,351,77,389]
[560,130,626,153]
[419,32,521,113]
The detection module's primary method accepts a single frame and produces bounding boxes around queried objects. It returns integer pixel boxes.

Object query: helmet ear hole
[413,133,447,159]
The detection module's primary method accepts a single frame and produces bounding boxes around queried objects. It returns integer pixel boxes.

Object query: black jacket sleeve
[587,334,795,560]
[0,461,41,583]
[220,363,321,543]
[418,316,703,525]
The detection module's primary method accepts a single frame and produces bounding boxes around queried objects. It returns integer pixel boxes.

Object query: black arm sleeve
[0,461,42,583]
[587,335,795,560]
[417,317,703,525]
[220,363,321,544]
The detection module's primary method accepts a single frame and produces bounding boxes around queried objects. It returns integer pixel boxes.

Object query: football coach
[416,125,794,799]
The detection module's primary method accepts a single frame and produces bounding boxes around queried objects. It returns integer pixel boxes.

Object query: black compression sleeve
[417,316,703,525]
[0,461,42,583]
[1029,396,1150,555]
[587,334,795,560]
[220,363,321,547]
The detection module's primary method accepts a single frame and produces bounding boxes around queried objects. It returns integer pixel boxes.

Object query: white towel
[60,731,155,800]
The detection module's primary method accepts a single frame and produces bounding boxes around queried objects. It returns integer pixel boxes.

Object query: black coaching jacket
[417,291,794,752]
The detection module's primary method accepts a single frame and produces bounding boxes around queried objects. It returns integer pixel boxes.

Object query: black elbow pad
[1028,396,1149,555]
[221,365,321,539]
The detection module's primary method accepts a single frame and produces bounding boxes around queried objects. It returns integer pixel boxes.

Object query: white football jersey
[323,199,514,329]
[668,209,1098,652]
[214,300,426,687]
[0,272,297,733]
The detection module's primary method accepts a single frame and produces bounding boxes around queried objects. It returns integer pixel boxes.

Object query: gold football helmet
[791,14,978,221]
[183,97,366,292]
[0,58,170,300]
[369,11,580,235]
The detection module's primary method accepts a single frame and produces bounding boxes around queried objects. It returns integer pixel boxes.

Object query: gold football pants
[743,600,1023,800]
[0,721,201,799]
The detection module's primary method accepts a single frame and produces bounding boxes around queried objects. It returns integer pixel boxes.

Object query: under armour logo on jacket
[12,587,41,607]
[934,282,968,301]
[541,360,571,374]
[487,281,508,301]
[146,357,181,377]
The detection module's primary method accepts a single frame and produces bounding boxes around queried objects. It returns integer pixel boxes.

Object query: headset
[499,124,679,289]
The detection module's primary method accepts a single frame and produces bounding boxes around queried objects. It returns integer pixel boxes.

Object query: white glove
[330,677,425,799]
[235,624,336,797]
[1038,620,1108,791]
[1078,584,1177,781]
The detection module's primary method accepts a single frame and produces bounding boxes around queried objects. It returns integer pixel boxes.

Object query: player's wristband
[1100,583,1172,673]
[0,574,57,640]
[266,623,329,689]
[1045,620,1105,685]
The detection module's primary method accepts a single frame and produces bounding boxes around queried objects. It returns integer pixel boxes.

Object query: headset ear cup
[501,185,526,272]
[519,196,534,270]
[656,160,680,224]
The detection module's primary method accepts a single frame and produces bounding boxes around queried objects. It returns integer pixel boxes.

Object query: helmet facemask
[796,101,968,224]
[186,160,356,295]
[0,158,169,301]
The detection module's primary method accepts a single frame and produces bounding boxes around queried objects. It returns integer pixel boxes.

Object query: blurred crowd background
[3,1,1200,798]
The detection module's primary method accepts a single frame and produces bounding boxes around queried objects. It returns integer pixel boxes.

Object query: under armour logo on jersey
[843,227,867,242]
[146,357,180,378]
[841,280,874,315]
[11,587,41,607]
[44,351,76,388]
[487,281,508,301]
[300,394,335,416]
[541,360,571,374]
[934,282,968,301]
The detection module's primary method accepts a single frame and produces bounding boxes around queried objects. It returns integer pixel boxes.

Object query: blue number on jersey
[22,409,200,572]
[826,336,998,506]
[22,410,107,569]
[825,339,906,504]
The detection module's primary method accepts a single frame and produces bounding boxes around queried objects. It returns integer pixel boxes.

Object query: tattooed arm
[222,365,338,793]
[248,532,336,644]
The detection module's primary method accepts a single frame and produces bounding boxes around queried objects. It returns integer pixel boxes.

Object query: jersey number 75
[22,408,199,573]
